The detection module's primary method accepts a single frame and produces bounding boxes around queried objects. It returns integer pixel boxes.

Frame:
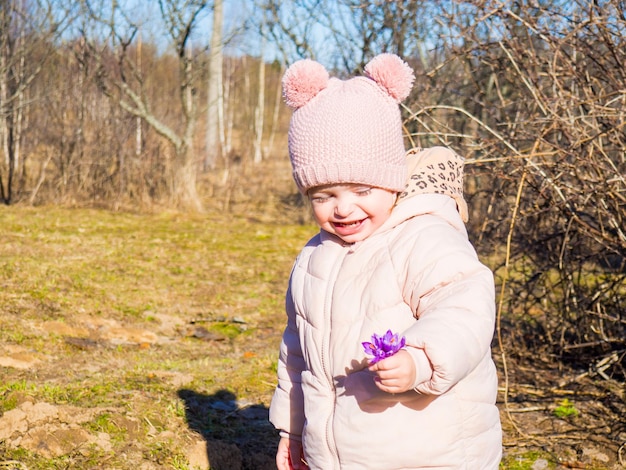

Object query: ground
[1,301,623,469]
[495,354,625,469]
[0,207,624,469]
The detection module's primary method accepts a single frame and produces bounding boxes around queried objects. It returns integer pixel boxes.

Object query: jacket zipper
[321,245,348,465]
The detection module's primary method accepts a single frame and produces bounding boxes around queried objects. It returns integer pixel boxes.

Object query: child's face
[308,184,397,243]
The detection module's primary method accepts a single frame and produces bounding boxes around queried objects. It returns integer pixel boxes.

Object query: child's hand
[368,349,416,394]
[276,436,308,470]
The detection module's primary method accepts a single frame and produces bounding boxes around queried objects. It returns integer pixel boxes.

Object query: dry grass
[0,204,624,469]
[0,205,315,469]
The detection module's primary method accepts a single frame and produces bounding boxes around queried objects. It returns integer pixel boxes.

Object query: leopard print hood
[397,146,469,223]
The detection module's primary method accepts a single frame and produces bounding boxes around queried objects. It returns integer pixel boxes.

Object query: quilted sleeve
[268,282,306,438]
[400,211,496,395]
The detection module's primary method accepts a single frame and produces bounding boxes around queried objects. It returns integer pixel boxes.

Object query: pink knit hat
[283,54,415,194]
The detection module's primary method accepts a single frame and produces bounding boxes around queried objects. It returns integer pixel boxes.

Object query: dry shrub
[405,0,625,379]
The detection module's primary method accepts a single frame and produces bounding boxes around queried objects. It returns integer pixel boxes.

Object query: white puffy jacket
[270,147,502,469]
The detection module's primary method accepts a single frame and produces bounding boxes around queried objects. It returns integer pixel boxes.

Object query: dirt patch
[0,310,279,469]
[496,356,626,469]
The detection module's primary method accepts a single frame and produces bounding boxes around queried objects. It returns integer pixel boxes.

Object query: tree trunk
[0,10,15,204]
[173,146,202,212]
[223,57,233,157]
[205,0,224,171]
[253,53,266,164]
[265,63,283,159]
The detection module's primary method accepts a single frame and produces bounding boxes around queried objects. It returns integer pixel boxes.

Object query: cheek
[310,206,329,225]
[379,199,396,216]
[371,192,397,216]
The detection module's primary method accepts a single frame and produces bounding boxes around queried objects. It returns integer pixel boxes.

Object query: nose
[334,194,354,218]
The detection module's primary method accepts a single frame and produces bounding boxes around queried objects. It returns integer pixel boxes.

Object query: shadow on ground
[178,388,278,470]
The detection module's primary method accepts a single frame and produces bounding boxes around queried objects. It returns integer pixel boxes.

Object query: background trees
[0,0,70,204]
[263,0,625,379]
[78,0,212,211]
[418,1,626,379]
[0,0,624,380]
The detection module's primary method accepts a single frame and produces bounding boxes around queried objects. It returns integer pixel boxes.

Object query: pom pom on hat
[364,53,415,103]
[282,59,330,109]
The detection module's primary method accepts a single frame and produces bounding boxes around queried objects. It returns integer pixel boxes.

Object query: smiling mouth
[333,219,365,228]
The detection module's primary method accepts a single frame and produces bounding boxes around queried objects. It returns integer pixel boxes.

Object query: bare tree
[262,0,430,71]
[252,34,265,164]
[401,0,626,378]
[205,0,223,171]
[263,60,284,160]
[0,0,67,204]
[80,0,210,211]
[259,0,625,380]
[262,0,321,62]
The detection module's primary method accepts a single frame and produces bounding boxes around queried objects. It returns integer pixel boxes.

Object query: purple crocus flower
[362,329,406,364]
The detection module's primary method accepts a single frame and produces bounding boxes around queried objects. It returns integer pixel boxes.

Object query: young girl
[269,54,502,469]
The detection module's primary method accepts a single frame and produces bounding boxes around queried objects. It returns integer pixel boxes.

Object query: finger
[374,375,399,387]
[375,381,401,393]
[369,361,389,373]
[376,354,404,370]
[375,366,403,380]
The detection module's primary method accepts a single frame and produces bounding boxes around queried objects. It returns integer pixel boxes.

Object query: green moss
[0,443,111,469]
[209,322,244,339]
[0,380,37,412]
[553,398,579,419]
[500,451,555,469]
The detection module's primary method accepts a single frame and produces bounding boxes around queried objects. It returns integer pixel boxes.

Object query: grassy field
[0,205,314,469]
[1,206,623,469]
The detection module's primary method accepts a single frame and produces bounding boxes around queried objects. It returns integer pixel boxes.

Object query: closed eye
[309,194,331,203]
